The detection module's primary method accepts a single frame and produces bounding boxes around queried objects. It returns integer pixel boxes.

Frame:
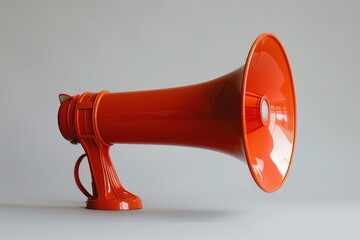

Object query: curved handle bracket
[74,154,92,198]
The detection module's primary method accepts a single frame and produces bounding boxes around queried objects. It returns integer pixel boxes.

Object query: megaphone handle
[64,91,142,209]
[74,153,92,198]
[78,137,142,210]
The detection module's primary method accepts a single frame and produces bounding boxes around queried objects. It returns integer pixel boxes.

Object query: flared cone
[96,67,245,159]
[241,33,296,192]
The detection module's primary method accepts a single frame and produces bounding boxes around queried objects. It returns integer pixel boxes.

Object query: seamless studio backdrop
[0,1,359,239]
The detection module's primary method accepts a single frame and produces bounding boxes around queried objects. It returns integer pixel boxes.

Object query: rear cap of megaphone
[242,33,296,192]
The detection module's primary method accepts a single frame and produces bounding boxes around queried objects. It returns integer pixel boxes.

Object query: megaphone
[58,33,296,210]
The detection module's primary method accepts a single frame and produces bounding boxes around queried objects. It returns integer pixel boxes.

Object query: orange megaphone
[58,33,296,210]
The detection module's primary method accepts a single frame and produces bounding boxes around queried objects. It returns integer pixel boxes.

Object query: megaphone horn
[58,33,296,210]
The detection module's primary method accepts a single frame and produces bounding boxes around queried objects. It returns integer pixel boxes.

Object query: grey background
[0,0,359,239]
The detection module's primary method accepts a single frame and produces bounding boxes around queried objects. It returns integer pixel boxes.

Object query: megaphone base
[85,196,142,210]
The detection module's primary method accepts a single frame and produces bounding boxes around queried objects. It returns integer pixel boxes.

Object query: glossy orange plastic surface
[242,34,296,192]
[58,33,296,210]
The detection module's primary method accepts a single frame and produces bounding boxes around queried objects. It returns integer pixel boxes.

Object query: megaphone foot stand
[77,138,142,210]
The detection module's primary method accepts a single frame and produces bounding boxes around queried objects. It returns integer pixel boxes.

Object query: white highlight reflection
[270,126,292,177]
[253,157,264,182]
